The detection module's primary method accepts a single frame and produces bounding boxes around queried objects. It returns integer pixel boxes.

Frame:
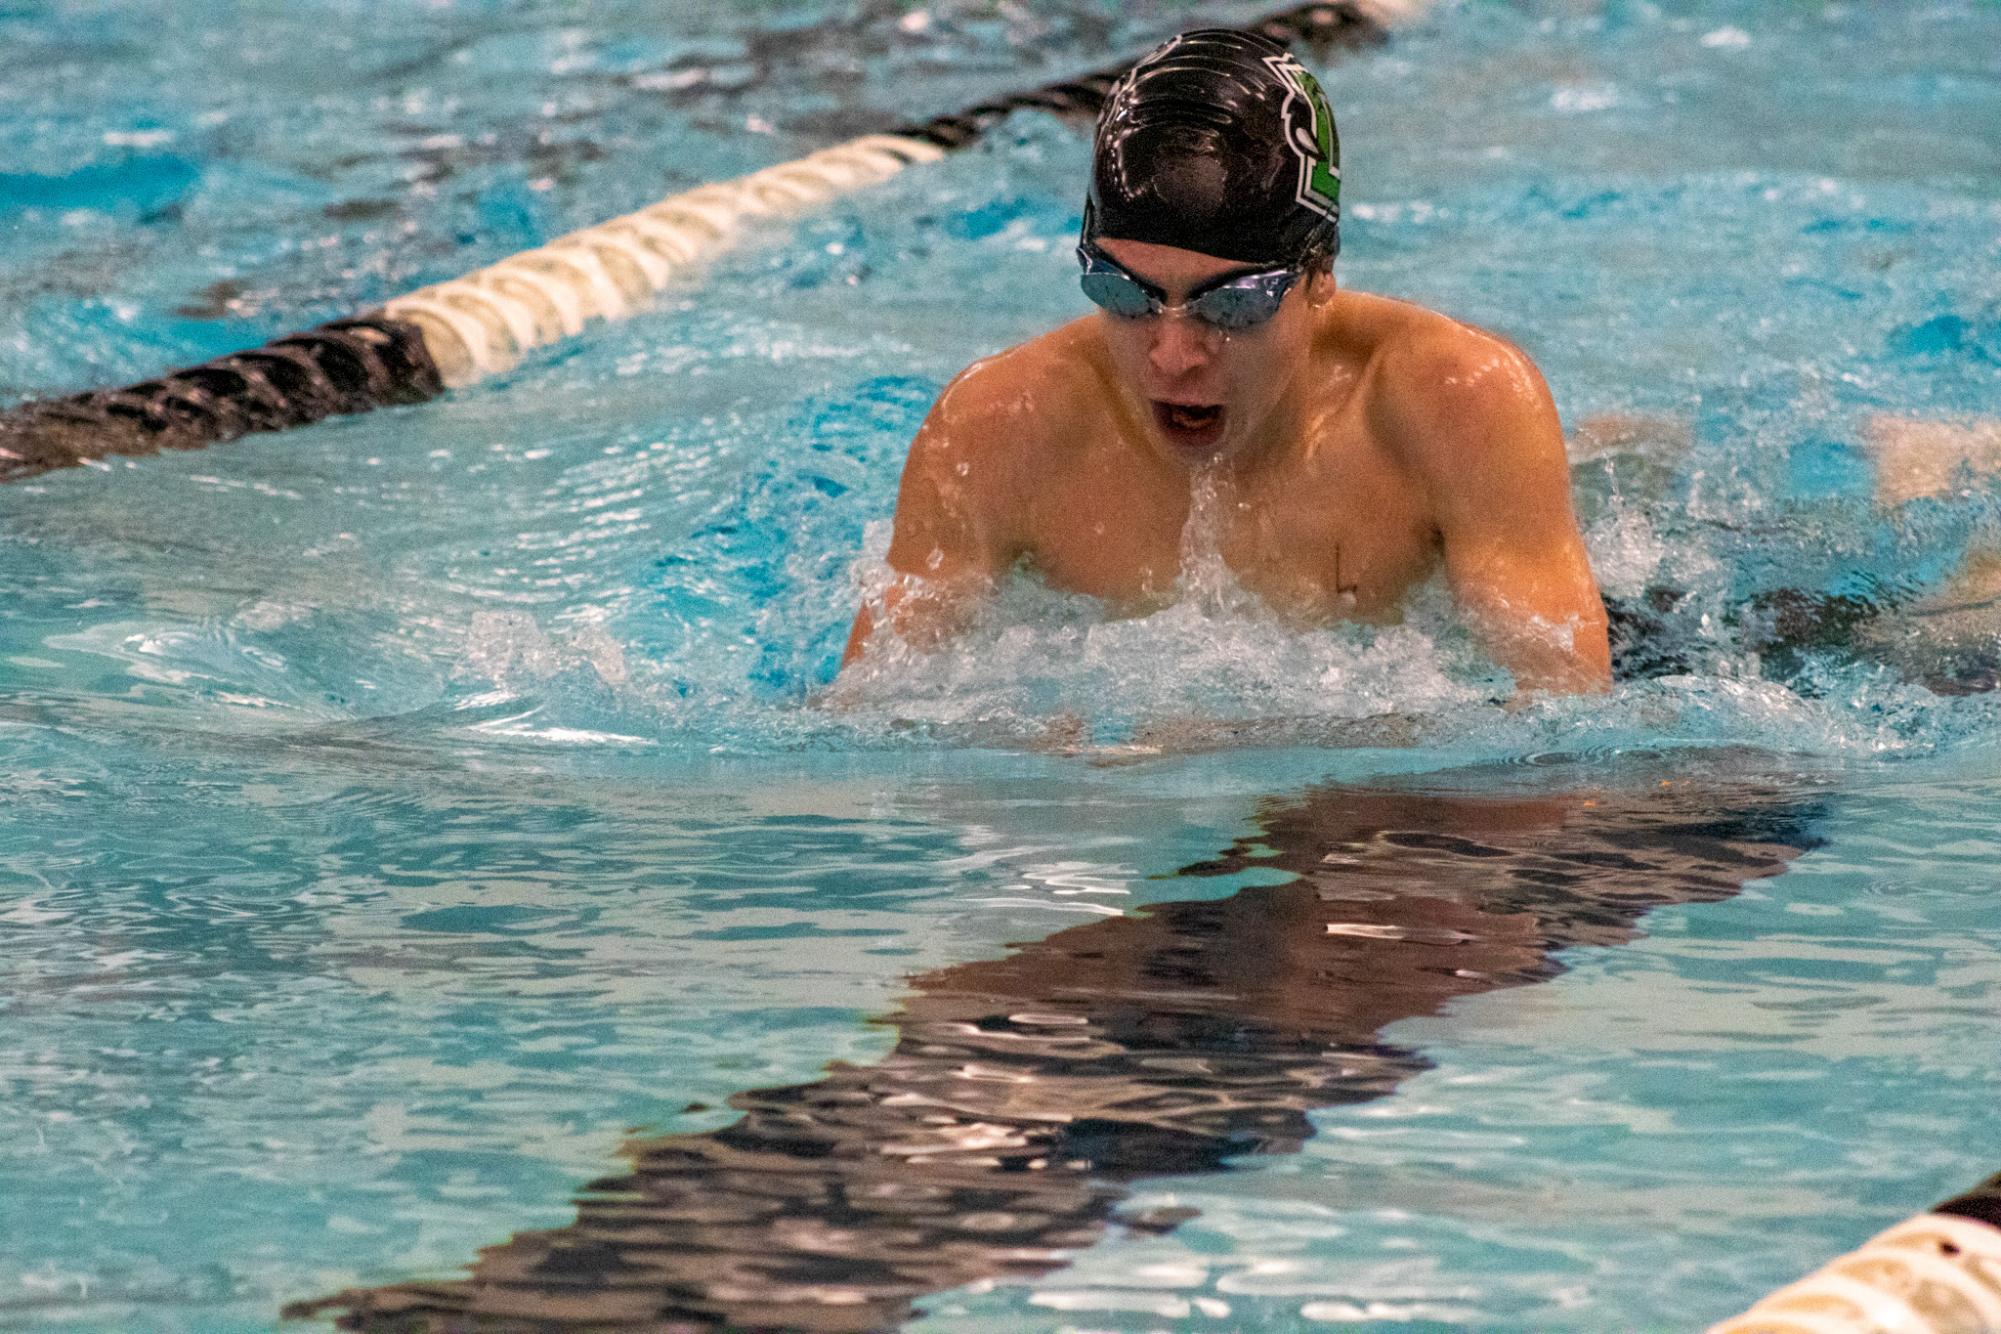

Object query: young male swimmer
[842,29,1612,695]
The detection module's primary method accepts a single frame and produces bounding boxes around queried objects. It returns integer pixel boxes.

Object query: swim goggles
[1076,240,1303,331]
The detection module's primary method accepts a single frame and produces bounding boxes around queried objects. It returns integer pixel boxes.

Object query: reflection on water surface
[300,768,1824,1331]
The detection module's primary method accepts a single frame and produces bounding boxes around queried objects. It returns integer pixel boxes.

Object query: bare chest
[1018,438,1439,622]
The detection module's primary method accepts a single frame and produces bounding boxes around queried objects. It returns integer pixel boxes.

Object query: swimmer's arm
[841,368,1022,669]
[1394,335,1611,696]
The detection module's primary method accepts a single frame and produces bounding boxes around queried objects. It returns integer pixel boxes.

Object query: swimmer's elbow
[840,603,878,670]
[1457,581,1611,697]
[841,570,992,673]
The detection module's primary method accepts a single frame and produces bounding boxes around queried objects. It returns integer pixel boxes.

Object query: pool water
[3,0,2000,1330]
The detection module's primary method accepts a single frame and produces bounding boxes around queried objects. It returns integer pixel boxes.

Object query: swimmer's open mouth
[1152,400,1226,451]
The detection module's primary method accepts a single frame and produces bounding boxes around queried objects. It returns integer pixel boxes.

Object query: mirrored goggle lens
[1187,277,1291,330]
[1079,269,1157,319]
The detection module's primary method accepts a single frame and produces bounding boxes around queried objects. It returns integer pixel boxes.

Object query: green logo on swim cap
[1263,53,1341,221]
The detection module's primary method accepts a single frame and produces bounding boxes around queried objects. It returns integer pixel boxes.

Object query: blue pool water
[3,1,2001,1330]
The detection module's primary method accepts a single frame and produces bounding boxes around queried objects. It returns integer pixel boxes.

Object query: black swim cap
[1083,29,1341,269]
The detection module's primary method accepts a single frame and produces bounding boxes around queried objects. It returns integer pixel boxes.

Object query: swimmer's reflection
[297,773,1822,1332]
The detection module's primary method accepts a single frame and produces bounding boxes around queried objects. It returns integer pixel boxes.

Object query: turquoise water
[3,0,2001,1329]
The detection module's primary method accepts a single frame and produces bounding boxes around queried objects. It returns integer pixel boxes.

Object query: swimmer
[843,28,1611,695]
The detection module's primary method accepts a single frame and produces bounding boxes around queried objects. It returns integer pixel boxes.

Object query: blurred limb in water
[1570,408,2001,691]
[293,764,1824,1333]
[1855,414,2001,691]
[1863,414,2001,511]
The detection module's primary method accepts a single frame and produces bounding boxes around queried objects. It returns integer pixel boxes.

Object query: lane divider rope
[1708,1175,2001,1334]
[386,134,944,388]
[0,0,1415,483]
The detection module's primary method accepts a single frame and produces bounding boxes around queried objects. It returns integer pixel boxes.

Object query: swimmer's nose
[1147,311,1216,379]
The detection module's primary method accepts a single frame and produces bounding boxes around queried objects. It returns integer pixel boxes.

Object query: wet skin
[297,768,1819,1332]
[843,238,1613,695]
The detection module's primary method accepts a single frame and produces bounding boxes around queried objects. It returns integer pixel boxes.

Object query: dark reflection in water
[295,768,1824,1332]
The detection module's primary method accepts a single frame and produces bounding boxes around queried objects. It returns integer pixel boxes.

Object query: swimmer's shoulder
[923,318,1108,454]
[900,319,1103,514]
[1330,292,1558,477]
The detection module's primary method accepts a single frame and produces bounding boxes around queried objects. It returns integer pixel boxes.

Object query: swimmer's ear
[1302,262,1338,308]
